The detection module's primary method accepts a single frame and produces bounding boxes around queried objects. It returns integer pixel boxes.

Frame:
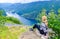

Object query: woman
[32,15,48,39]
[40,15,48,39]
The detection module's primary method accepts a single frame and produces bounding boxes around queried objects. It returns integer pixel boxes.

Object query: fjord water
[6,12,37,26]
[18,15,37,26]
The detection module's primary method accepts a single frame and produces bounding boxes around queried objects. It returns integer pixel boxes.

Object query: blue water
[19,16,37,26]
[6,12,37,26]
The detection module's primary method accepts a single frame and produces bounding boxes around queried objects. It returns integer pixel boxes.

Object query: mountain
[0,1,60,19]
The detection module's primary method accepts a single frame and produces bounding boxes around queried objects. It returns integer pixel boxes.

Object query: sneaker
[29,28,34,31]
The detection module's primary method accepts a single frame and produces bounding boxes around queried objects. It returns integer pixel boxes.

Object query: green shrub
[36,9,60,39]
[7,17,22,24]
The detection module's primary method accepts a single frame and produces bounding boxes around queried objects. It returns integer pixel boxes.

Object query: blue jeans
[33,24,47,36]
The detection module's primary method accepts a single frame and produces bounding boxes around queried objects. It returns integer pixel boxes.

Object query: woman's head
[42,15,47,22]
[42,15,48,26]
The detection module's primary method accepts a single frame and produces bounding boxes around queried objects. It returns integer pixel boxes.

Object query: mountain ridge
[0,1,60,19]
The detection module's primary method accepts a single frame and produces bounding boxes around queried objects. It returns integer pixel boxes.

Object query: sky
[0,0,50,3]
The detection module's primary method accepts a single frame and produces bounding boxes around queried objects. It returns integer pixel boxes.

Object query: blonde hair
[42,15,48,26]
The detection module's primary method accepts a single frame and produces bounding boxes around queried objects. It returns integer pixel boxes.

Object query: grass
[0,26,29,39]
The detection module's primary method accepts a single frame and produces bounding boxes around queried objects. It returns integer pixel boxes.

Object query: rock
[19,28,54,39]
[18,30,41,39]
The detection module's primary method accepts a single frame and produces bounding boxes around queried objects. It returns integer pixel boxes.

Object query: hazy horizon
[0,0,50,4]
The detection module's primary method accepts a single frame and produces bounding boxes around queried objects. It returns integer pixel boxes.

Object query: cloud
[0,0,50,3]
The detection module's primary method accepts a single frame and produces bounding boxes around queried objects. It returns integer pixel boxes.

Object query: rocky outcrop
[19,29,41,39]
